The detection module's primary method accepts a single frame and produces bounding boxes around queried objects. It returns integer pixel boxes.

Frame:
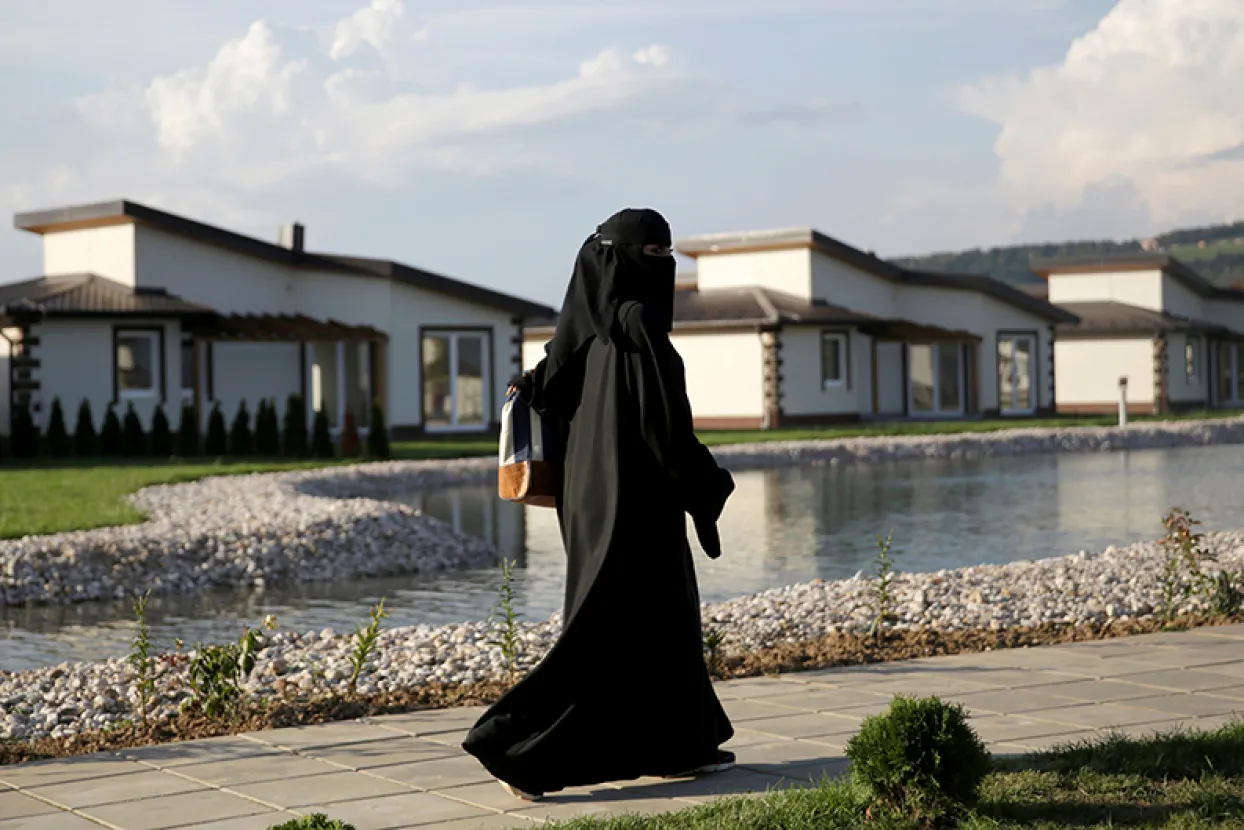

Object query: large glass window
[116,330,161,399]
[997,333,1036,414]
[422,331,490,431]
[908,342,963,416]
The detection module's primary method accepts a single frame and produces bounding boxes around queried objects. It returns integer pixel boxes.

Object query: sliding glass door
[1217,342,1244,406]
[997,333,1036,415]
[908,342,964,417]
[422,331,491,431]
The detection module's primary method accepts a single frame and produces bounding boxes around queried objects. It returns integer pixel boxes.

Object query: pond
[4,443,1244,672]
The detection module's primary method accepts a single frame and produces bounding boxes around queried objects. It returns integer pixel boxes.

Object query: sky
[2,0,1243,306]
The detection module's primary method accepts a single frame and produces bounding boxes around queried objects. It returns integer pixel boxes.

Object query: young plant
[100,403,124,456]
[311,407,334,459]
[229,400,253,456]
[127,590,156,724]
[187,626,263,718]
[703,626,727,678]
[1158,508,1215,624]
[869,530,899,640]
[348,599,388,697]
[177,401,200,457]
[283,394,309,457]
[1206,570,1244,617]
[267,814,356,830]
[488,558,524,679]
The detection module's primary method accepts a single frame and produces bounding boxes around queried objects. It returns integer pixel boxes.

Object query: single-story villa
[1027,254,1244,414]
[523,227,1078,428]
[0,200,554,440]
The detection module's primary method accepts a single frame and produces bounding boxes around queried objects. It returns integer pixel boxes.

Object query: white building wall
[675,332,765,421]
[1161,275,1206,321]
[1047,269,1165,311]
[809,253,896,316]
[1054,338,1155,407]
[134,226,294,313]
[42,224,138,282]
[779,327,865,417]
[875,342,904,415]
[693,249,811,298]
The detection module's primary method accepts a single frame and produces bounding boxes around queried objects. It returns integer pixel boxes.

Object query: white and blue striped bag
[498,390,560,508]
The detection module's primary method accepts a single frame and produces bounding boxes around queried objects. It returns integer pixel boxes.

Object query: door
[422,331,491,431]
[907,342,964,417]
[997,333,1036,415]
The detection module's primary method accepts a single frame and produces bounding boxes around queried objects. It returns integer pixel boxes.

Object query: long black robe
[462,298,735,795]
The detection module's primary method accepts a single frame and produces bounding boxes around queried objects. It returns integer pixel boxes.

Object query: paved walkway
[3,625,1244,830]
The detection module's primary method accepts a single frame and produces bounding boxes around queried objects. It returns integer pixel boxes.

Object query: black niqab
[463,208,735,796]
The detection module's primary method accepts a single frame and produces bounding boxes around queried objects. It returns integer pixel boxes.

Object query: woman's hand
[507,369,535,396]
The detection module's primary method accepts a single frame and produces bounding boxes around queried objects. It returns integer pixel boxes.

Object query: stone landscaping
[3,415,1244,746]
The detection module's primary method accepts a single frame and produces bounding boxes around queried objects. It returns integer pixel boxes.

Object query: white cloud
[959,0,1244,227]
[330,0,406,61]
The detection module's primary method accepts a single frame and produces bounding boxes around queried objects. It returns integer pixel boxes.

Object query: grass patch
[544,721,1244,829]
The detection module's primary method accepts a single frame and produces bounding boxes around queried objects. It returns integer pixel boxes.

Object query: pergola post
[335,340,346,433]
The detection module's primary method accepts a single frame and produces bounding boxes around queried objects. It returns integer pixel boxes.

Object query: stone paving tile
[0,813,104,830]
[418,728,473,748]
[177,813,294,830]
[1020,703,1179,731]
[293,791,490,829]
[81,790,272,830]
[967,715,1093,744]
[947,668,1087,689]
[302,737,459,770]
[1100,669,1241,693]
[1123,693,1244,719]
[1204,684,1244,700]
[941,688,1090,715]
[0,755,148,788]
[734,740,843,768]
[723,727,788,749]
[244,722,403,751]
[0,790,59,819]
[174,753,349,787]
[228,771,409,809]
[396,815,538,829]
[368,708,487,734]
[754,687,893,713]
[30,769,207,809]
[854,675,1003,697]
[721,697,809,723]
[742,712,862,740]
[122,737,279,769]
[713,677,810,699]
[1031,678,1182,703]
[365,754,496,790]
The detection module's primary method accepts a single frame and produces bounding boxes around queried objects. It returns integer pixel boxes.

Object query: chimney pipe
[279,222,305,253]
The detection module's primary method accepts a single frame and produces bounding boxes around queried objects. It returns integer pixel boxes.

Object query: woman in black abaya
[462,208,737,800]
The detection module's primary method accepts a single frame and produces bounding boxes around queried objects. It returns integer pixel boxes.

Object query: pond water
[4,443,1244,673]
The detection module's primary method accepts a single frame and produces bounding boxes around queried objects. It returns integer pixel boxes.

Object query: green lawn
[543,721,1244,829]
[0,409,1235,539]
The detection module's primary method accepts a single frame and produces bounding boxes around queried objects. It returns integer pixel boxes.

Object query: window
[997,333,1036,414]
[116,330,161,399]
[908,342,963,416]
[821,332,848,389]
[1186,336,1202,382]
[422,331,491,431]
[180,338,195,400]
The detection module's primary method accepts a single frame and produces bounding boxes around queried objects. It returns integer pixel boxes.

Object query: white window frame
[1186,335,1202,383]
[821,331,848,390]
[906,341,965,418]
[116,329,162,400]
[423,330,492,433]
[997,333,1037,416]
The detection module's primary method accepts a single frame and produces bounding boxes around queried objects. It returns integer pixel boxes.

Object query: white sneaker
[499,780,543,802]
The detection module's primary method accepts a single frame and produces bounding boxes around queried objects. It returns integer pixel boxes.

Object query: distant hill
[895,220,1244,290]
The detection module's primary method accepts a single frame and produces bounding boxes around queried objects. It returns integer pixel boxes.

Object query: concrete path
[3,625,1243,830]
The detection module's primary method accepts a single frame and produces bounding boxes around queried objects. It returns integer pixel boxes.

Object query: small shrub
[340,409,361,458]
[188,626,262,718]
[177,402,200,456]
[1206,570,1244,617]
[150,406,174,457]
[45,397,71,457]
[348,598,388,697]
[367,398,391,460]
[312,407,334,459]
[1159,508,1215,623]
[100,404,124,456]
[869,529,898,640]
[703,626,727,678]
[205,403,228,457]
[8,401,39,459]
[846,695,991,821]
[267,815,356,830]
[488,559,523,679]
[121,402,147,456]
[229,400,253,456]
[73,398,97,456]
[283,394,309,457]
[255,399,281,456]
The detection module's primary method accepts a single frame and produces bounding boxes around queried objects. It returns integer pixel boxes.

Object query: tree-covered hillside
[895,221,1244,289]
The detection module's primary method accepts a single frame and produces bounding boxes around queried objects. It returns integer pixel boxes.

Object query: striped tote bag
[498,390,561,507]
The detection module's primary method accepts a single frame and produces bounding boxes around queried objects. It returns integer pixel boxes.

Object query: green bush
[283,394,308,457]
[8,401,40,459]
[122,402,147,456]
[367,398,391,460]
[845,695,991,821]
[255,399,281,456]
[312,407,334,459]
[267,814,355,830]
[150,406,174,457]
[340,409,361,458]
[204,403,228,457]
[73,399,97,456]
[100,404,124,456]
[45,397,72,457]
[177,402,200,456]
[229,400,253,456]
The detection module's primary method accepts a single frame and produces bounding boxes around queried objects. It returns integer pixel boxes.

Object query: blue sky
[2,0,1242,306]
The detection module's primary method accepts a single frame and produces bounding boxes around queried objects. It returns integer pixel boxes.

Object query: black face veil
[542,208,677,389]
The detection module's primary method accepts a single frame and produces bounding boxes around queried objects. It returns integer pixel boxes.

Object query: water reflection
[4,444,1244,672]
